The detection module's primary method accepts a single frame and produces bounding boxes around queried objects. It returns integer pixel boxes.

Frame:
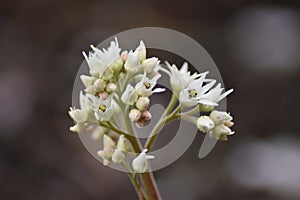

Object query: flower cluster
[197,110,234,140]
[68,37,235,173]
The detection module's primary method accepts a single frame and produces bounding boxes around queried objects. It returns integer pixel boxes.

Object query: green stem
[145,94,178,150]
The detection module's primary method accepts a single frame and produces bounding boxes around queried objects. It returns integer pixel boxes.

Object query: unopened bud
[142,57,159,73]
[99,91,109,100]
[106,83,117,93]
[199,104,214,112]
[141,111,152,121]
[136,97,150,111]
[121,51,128,62]
[129,109,141,122]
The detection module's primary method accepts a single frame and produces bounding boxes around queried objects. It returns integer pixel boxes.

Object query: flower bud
[136,97,150,111]
[93,79,106,91]
[210,110,233,124]
[103,134,115,148]
[121,84,138,106]
[132,149,155,173]
[141,111,152,121]
[197,116,215,133]
[102,67,114,80]
[106,83,117,93]
[112,149,126,164]
[129,109,141,122]
[116,135,128,152]
[80,75,96,87]
[121,51,128,62]
[199,103,214,112]
[142,57,159,73]
[110,58,123,72]
[99,91,109,100]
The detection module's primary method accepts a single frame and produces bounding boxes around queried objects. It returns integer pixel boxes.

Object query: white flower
[135,72,165,97]
[121,84,138,106]
[111,135,130,164]
[86,93,113,121]
[179,72,215,107]
[68,107,88,123]
[142,57,159,73]
[97,135,115,166]
[112,149,126,164]
[166,62,201,94]
[116,135,130,152]
[132,149,155,173]
[197,116,215,133]
[197,83,234,106]
[124,41,146,73]
[83,38,121,78]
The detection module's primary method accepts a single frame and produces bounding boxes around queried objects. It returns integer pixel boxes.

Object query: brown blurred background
[0,0,300,199]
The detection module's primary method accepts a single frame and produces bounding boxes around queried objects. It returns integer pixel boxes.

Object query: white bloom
[166,62,201,94]
[135,72,165,97]
[116,135,129,152]
[111,135,130,164]
[142,57,159,73]
[179,72,216,107]
[198,83,234,106]
[124,41,146,73]
[112,149,126,164]
[86,93,113,121]
[83,38,121,77]
[68,107,88,123]
[132,149,155,173]
[121,84,138,105]
[197,116,215,133]
[97,135,115,166]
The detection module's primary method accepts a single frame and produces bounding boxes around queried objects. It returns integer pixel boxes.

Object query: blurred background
[0,0,300,199]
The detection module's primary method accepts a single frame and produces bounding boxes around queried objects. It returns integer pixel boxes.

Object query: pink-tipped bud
[121,51,128,62]
[99,91,109,100]
[141,110,152,121]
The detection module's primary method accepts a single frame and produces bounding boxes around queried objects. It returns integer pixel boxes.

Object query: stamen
[188,89,198,98]
[99,104,107,112]
[144,82,151,89]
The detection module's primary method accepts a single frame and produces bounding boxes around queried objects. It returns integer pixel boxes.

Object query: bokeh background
[1,0,300,199]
